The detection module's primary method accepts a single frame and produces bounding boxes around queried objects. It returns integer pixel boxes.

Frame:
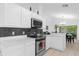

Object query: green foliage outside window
[59,25,77,38]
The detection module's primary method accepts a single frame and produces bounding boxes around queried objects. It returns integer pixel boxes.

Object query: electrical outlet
[12,31,15,35]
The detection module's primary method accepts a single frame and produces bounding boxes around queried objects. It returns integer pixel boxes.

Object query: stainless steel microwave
[31,18,42,28]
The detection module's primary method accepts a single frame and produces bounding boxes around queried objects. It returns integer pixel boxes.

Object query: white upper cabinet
[21,7,31,28]
[39,16,46,31]
[21,7,42,28]
[0,4,5,27]
[31,12,38,19]
[5,4,21,27]
[31,11,42,21]
[42,18,46,32]
[0,4,44,28]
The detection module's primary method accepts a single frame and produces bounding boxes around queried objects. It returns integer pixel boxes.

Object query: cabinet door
[25,39,35,56]
[46,40,50,50]
[0,4,5,27]
[54,37,65,51]
[46,37,57,50]
[1,37,26,56]
[50,37,60,50]
[46,37,51,50]
[5,4,21,27]
[42,18,46,32]
[51,37,65,51]
[50,37,55,49]
[21,8,31,28]
[31,12,37,19]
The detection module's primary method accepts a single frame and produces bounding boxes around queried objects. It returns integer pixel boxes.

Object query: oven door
[35,39,45,55]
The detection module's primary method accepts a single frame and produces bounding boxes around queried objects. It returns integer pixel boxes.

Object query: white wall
[77,25,79,40]
[77,19,79,40]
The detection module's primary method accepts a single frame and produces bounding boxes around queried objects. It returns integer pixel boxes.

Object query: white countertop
[0,35,27,41]
[46,33,66,37]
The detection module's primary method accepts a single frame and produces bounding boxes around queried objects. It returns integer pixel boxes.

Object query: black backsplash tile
[0,27,29,37]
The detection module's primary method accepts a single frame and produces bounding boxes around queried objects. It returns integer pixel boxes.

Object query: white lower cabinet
[50,37,55,49]
[0,36,26,56]
[25,39,35,56]
[2,45,25,56]
[46,36,66,51]
[0,36,35,56]
[46,37,51,50]
[46,37,55,50]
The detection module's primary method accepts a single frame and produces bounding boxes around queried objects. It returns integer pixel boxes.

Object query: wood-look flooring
[44,39,79,56]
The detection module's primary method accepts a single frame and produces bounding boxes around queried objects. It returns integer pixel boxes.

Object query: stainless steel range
[35,37,46,56]
[27,18,46,56]
[27,28,46,56]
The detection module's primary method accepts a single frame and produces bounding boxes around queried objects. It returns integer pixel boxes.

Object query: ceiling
[17,3,79,25]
